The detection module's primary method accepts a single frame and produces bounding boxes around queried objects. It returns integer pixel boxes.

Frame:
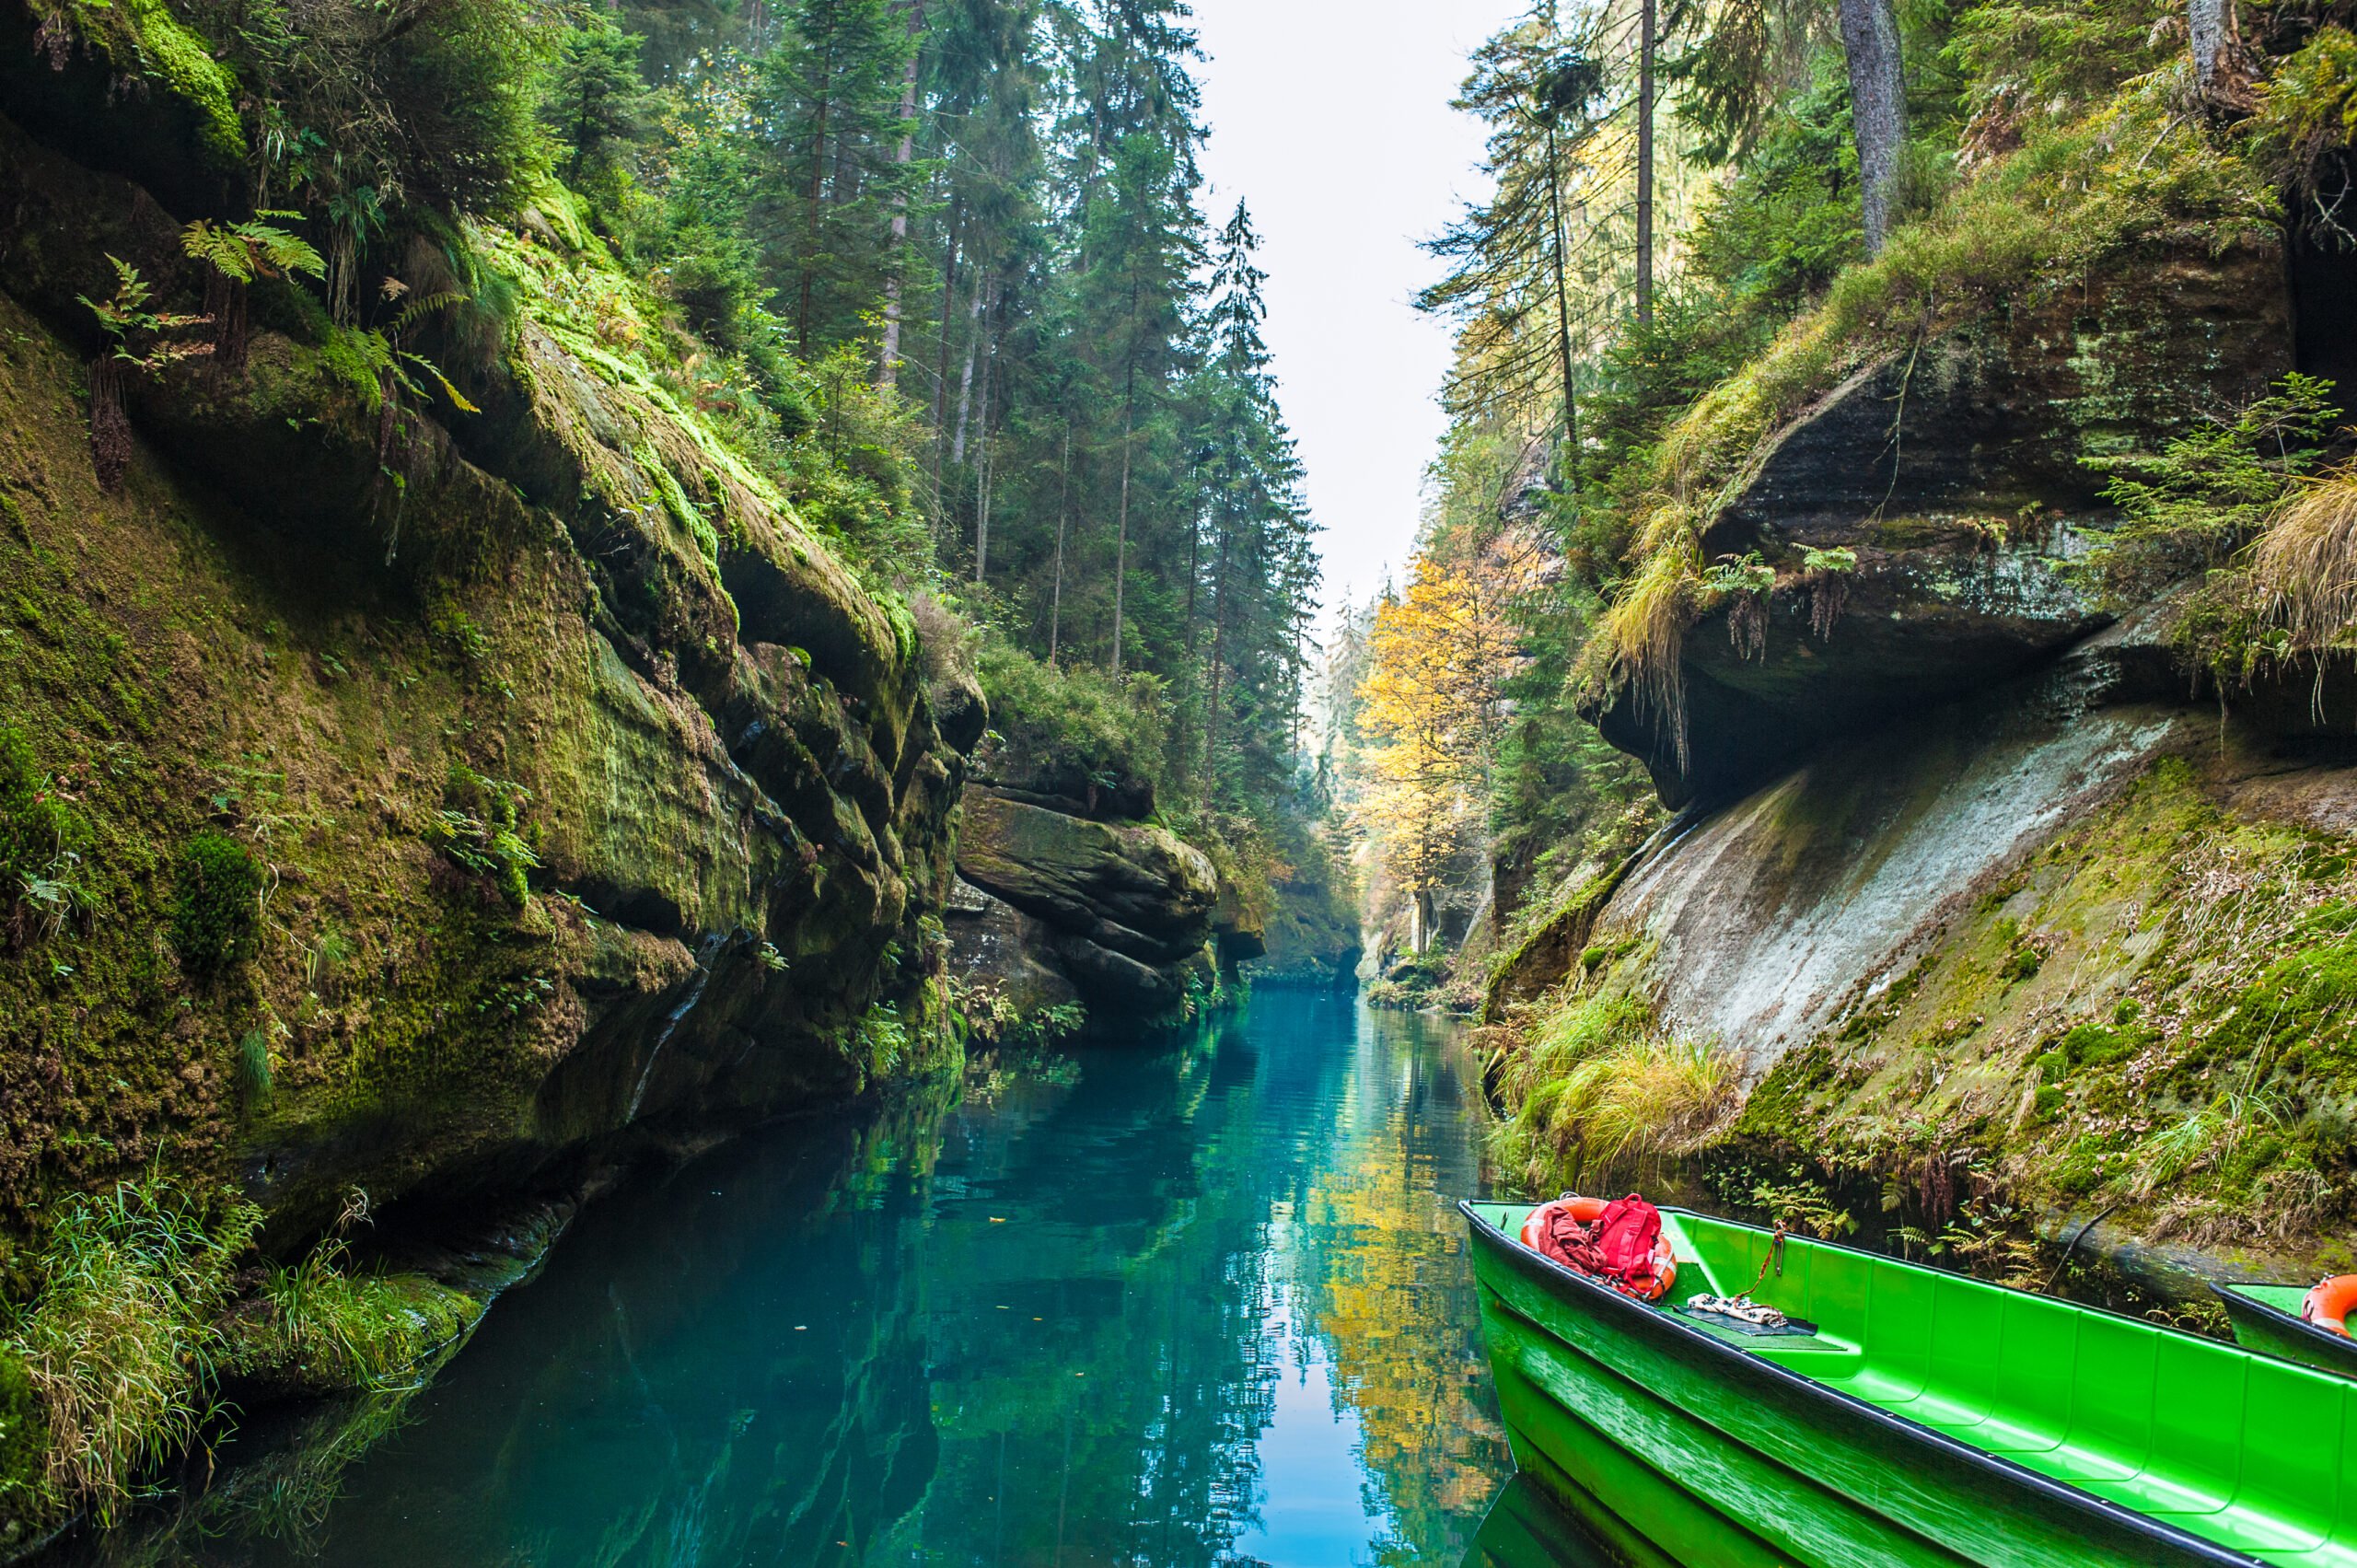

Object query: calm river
[117,987,1579,1567]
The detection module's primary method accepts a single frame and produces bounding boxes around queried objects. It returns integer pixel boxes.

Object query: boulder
[951,787,1217,1015]
[939,877,1081,1016]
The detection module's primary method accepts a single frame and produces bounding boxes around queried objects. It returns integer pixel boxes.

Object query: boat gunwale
[2208,1279,2357,1365]
[1460,1199,2273,1568]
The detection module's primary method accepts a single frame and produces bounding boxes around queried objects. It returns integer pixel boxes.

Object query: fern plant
[179,215,324,285]
[180,214,325,372]
[76,255,213,489]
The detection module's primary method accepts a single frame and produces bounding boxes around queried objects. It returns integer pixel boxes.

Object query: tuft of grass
[2129,1089,2290,1202]
[2251,464,2357,660]
[230,1240,471,1394]
[6,1177,261,1525]
[236,1028,274,1109]
[1496,988,1742,1190]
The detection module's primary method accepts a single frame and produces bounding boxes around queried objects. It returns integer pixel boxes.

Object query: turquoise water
[130,989,1525,1565]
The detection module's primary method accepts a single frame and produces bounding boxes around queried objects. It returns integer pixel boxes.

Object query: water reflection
[84,991,1522,1566]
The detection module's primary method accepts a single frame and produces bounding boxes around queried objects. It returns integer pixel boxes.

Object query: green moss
[0,724,92,893]
[2211,932,2357,1064]
[2038,1022,2142,1082]
[0,1346,46,1527]
[1733,1042,1840,1137]
[52,0,245,169]
[171,830,262,981]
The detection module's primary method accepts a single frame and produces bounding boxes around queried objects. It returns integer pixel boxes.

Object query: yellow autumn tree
[1356,554,1515,950]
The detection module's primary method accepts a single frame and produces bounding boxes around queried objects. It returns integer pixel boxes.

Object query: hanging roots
[87,355,131,492]
[1920,1149,1959,1229]
[1808,571,1849,640]
[205,274,250,373]
[1727,589,1768,660]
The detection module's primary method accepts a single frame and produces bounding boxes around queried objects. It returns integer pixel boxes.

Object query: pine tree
[545,17,648,182]
[761,0,923,353]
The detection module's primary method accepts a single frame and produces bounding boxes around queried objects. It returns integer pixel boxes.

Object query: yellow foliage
[1354,555,1519,944]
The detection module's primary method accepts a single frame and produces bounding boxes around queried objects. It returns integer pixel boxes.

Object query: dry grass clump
[2250,465,2357,657]
[1497,987,1743,1191]
[1578,507,1702,756]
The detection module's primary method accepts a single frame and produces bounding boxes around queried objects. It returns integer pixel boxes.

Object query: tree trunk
[1636,0,1655,326]
[877,2,926,389]
[930,199,962,510]
[1837,0,1906,257]
[972,284,997,583]
[1545,124,1580,483]
[1049,423,1071,661]
[949,269,985,465]
[1202,514,1230,787]
[1111,383,1133,677]
[2189,0,2230,92]
[796,45,836,353]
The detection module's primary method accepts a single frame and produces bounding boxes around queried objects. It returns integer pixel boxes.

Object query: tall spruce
[761,0,921,353]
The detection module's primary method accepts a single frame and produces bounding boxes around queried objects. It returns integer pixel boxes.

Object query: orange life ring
[1519,1195,1679,1302]
[2304,1275,2357,1338]
[1520,1194,1609,1245]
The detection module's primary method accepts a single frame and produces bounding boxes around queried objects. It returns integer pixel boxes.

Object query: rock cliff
[1590,237,2293,808]
[1552,235,2357,1272]
[946,786,1221,1024]
[0,97,973,1239]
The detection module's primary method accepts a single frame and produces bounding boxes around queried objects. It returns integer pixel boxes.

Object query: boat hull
[2212,1281,2357,1380]
[1464,1203,2267,1568]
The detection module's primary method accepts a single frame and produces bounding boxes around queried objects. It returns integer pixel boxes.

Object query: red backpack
[1519,1193,1677,1301]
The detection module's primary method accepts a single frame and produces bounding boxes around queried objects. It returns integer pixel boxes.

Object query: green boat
[2212,1281,2357,1381]
[1462,1200,2357,1568]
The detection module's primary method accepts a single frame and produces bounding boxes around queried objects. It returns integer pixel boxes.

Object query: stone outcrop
[0,105,975,1237]
[946,786,1218,1019]
[1592,237,2293,807]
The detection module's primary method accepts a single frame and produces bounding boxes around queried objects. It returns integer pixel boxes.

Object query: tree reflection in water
[74,991,1515,1567]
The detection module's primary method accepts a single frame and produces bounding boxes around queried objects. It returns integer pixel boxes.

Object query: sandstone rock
[940,877,1081,1016]
[1594,238,2294,807]
[951,787,1216,1015]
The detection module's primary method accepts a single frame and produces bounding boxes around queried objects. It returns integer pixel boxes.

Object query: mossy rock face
[0,108,971,1241]
[1606,703,2357,1273]
[951,786,1217,1016]
[1592,237,2293,807]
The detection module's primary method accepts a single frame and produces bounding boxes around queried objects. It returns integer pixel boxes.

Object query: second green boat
[1462,1200,2357,1568]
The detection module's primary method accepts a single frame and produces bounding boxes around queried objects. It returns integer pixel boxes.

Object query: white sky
[1190,0,1526,640]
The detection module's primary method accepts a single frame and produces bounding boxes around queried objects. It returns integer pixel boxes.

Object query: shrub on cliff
[973,637,1167,805]
[171,831,262,981]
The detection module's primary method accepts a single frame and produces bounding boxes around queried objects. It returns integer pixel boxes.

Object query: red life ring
[2304,1275,2357,1338]
[1519,1194,1679,1302]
